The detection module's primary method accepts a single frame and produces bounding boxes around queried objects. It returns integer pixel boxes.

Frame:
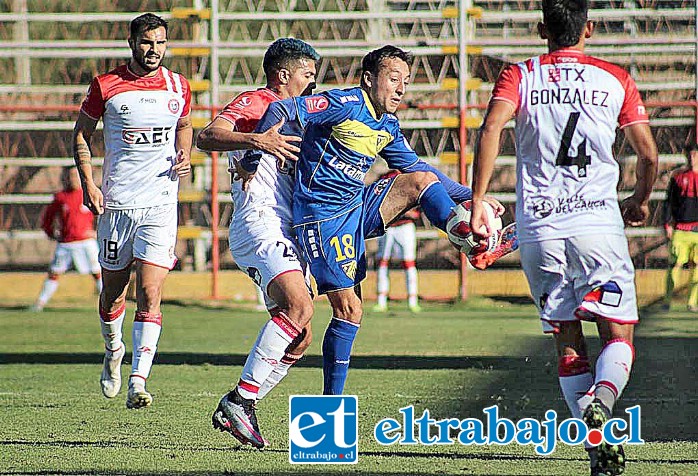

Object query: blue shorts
[295,176,396,294]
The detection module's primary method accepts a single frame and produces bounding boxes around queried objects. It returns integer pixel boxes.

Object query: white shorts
[97,204,178,271]
[49,239,100,275]
[519,234,638,334]
[376,222,417,262]
[229,220,311,310]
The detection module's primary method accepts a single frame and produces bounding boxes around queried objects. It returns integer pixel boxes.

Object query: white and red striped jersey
[81,64,191,209]
[491,48,649,244]
[219,88,295,234]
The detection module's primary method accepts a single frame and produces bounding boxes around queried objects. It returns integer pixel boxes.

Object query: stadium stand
[0,0,695,274]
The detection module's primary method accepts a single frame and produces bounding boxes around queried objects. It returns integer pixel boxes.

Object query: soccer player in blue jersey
[217,45,514,446]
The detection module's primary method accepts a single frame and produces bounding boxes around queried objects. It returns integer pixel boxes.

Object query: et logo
[289,395,358,464]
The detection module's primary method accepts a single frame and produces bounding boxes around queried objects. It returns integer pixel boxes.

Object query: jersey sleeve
[491,64,522,111]
[80,77,105,120]
[217,91,267,132]
[618,73,649,129]
[180,76,192,117]
[379,125,420,170]
[294,91,353,128]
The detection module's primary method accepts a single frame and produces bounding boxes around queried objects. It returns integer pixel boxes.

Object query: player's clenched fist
[171,149,191,178]
[82,182,104,215]
[620,196,650,227]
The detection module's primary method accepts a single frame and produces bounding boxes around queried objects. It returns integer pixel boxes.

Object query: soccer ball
[446,200,503,255]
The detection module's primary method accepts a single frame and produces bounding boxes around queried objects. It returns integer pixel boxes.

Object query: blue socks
[418,181,456,231]
[322,317,360,395]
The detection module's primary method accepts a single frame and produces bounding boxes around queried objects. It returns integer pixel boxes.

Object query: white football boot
[100,343,125,398]
[126,377,153,409]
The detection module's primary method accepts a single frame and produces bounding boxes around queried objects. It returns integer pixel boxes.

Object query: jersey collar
[262,87,282,100]
[361,89,379,120]
[125,64,162,80]
[550,48,585,56]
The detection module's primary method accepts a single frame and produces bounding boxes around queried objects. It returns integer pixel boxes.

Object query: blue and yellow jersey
[242,86,472,226]
[264,87,422,225]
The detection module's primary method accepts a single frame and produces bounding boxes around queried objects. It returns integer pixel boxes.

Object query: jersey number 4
[555,112,591,178]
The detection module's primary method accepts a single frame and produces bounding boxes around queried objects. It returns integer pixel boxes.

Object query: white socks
[100,303,126,351]
[237,310,300,400]
[406,264,418,307]
[35,278,59,308]
[594,339,634,411]
[131,311,162,382]
[257,352,303,401]
[558,354,593,419]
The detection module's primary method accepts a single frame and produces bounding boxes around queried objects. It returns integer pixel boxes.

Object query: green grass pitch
[1,297,696,475]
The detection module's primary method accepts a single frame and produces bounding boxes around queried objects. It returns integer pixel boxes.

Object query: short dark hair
[130,13,168,40]
[361,45,414,87]
[542,0,588,48]
[263,38,320,78]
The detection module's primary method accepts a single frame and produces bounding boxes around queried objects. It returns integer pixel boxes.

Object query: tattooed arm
[73,112,103,215]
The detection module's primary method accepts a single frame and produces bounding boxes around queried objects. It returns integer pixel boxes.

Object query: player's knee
[101,283,126,306]
[331,300,362,322]
[400,172,432,203]
[286,294,314,328]
[139,282,163,310]
[100,293,126,315]
[403,171,439,200]
[413,171,439,190]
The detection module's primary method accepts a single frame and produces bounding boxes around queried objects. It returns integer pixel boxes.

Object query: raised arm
[238,99,302,174]
[196,92,301,163]
[73,111,103,215]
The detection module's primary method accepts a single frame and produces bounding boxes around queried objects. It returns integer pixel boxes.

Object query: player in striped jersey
[470,1,658,474]
[73,13,193,410]
[663,143,698,311]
